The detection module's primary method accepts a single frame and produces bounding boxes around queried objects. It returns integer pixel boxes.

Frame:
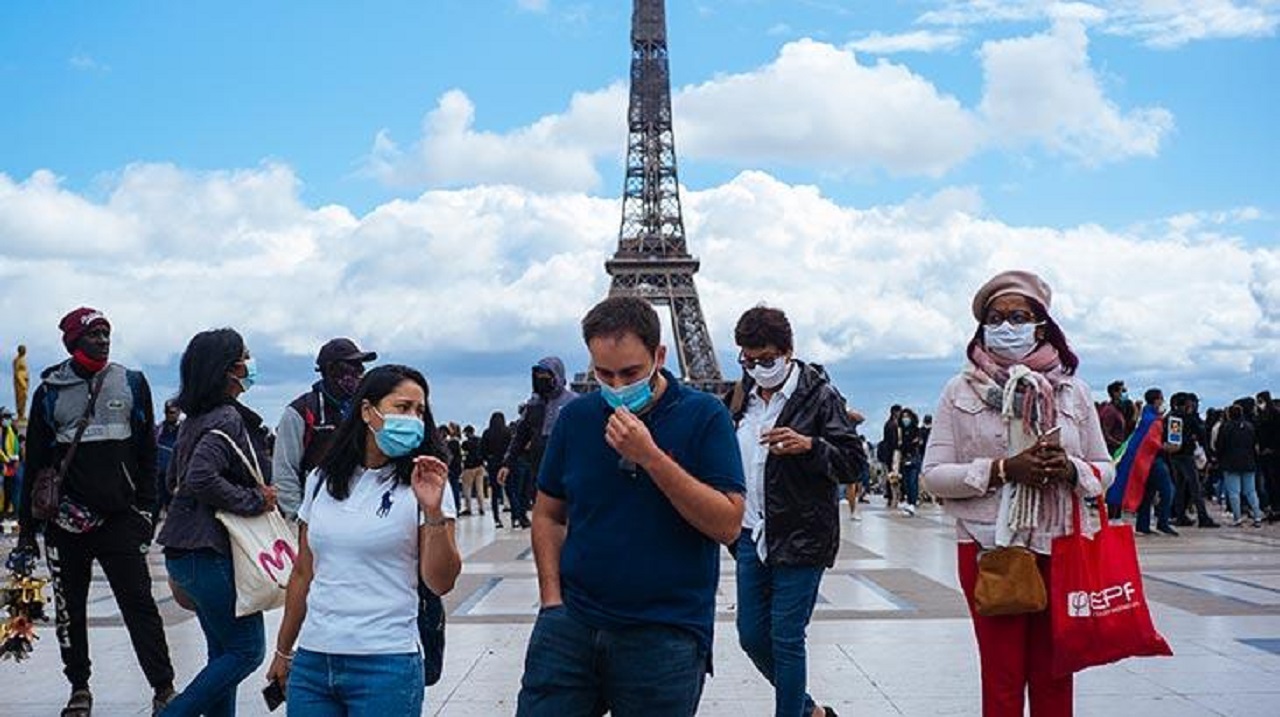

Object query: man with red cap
[271,337,377,519]
[13,307,176,716]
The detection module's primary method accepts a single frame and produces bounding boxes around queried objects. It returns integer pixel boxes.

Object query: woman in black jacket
[896,408,925,516]
[157,329,277,717]
[1215,404,1263,527]
[727,307,866,717]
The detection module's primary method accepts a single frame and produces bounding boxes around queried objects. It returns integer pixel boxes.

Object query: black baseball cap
[315,338,377,370]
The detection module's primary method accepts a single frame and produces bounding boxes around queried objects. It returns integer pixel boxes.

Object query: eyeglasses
[983,310,1038,326]
[738,352,783,370]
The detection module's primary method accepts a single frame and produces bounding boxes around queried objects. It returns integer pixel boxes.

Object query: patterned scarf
[964,343,1072,545]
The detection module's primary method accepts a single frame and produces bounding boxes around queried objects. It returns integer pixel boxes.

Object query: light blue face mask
[372,409,425,458]
[236,357,258,392]
[598,362,658,413]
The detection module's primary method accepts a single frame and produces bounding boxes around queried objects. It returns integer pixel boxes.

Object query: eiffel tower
[595,0,732,394]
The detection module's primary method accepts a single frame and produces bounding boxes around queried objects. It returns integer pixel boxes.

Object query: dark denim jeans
[735,531,825,717]
[901,461,921,506]
[162,550,265,717]
[508,459,532,523]
[1136,458,1176,532]
[516,606,707,717]
[287,649,424,716]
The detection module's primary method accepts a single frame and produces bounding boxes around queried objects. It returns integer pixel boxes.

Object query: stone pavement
[3,500,1280,716]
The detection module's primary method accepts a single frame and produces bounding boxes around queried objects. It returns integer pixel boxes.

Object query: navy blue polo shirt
[538,370,746,655]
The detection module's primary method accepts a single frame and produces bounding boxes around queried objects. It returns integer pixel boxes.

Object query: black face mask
[533,373,556,397]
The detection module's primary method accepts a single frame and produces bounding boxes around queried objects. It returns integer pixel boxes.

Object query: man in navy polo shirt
[516,297,746,717]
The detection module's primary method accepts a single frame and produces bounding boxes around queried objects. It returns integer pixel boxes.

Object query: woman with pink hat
[922,270,1114,716]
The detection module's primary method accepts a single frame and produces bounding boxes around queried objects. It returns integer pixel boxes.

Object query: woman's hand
[1004,443,1074,487]
[260,485,278,513]
[412,456,450,520]
[265,652,291,689]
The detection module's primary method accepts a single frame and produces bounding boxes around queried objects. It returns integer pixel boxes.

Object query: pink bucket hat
[971,270,1052,321]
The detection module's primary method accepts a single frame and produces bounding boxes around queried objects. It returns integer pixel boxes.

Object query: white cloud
[978,19,1174,162]
[366,86,626,193]
[367,29,1170,189]
[1,164,1274,422]
[918,1,1280,48]
[68,53,109,72]
[846,30,966,54]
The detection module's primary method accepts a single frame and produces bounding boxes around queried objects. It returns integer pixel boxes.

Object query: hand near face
[412,455,450,519]
[605,407,663,468]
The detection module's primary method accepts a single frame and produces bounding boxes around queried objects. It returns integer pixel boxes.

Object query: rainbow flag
[1106,407,1164,513]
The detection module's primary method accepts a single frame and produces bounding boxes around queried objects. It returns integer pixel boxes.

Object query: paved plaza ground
[4,500,1280,716]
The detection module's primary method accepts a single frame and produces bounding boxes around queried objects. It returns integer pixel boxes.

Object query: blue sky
[1,1,1278,429]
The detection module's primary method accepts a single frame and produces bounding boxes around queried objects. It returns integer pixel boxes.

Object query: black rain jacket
[727,361,867,567]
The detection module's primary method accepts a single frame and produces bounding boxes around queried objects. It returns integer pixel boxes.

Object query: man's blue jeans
[516,606,707,717]
[735,531,825,717]
[287,649,424,716]
[1136,459,1175,532]
[162,551,265,717]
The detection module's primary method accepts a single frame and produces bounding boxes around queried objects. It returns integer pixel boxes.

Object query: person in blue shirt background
[516,296,746,717]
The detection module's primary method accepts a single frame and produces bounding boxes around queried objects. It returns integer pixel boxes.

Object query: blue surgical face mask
[372,409,425,458]
[598,362,658,413]
[236,357,258,392]
[983,321,1041,361]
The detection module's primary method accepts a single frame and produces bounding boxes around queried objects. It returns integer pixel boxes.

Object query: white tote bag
[208,429,298,617]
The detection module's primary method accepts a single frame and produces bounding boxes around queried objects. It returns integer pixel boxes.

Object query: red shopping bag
[1050,495,1172,677]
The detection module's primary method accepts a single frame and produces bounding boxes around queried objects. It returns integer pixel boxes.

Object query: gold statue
[12,345,27,422]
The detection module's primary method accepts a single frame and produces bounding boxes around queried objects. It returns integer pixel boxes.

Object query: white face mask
[747,358,792,389]
[983,321,1040,361]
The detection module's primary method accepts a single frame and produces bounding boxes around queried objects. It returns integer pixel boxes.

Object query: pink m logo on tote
[258,539,297,584]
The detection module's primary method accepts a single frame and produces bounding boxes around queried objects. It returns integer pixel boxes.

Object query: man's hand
[605,407,663,468]
[259,485,278,513]
[760,427,813,456]
[497,466,510,486]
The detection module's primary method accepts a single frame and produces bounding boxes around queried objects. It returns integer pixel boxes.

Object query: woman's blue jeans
[162,550,265,717]
[287,649,424,716]
[735,531,825,717]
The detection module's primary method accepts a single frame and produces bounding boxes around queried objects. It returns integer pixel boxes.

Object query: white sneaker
[901,505,916,517]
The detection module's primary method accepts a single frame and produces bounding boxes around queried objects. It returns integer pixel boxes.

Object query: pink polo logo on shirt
[258,539,297,585]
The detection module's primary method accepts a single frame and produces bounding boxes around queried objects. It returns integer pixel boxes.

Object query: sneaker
[901,504,916,517]
[851,513,862,522]
[1231,518,1245,527]
[1253,519,1264,528]
[1173,517,1195,527]
[152,686,176,716]
[1198,520,1220,528]
[61,689,93,717]
[459,509,472,517]
[1136,529,1154,536]
[1157,526,1180,537]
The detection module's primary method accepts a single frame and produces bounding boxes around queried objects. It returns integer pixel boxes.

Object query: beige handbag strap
[209,428,266,487]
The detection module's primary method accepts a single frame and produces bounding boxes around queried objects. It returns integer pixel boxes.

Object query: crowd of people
[0,270,1274,717]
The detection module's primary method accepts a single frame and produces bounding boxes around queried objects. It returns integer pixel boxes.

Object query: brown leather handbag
[974,546,1047,617]
[31,371,107,521]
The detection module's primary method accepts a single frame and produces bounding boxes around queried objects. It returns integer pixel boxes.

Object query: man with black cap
[12,307,175,715]
[272,337,376,519]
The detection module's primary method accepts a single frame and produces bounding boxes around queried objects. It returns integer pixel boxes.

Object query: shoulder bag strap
[208,428,266,487]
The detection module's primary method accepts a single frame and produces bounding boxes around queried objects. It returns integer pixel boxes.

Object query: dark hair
[176,329,244,417]
[581,296,660,353]
[315,364,444,501]
[1228,404,1244,421]
[464,425,475,435]
[1144,388,1163,405]
[1107,380,1125,396]
[901,408,920,424]
[890,404,902,413]
[734,306,794,353]
[965,298,1079,374]
[487,411,506,433]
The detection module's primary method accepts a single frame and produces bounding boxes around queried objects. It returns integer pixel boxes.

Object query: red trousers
[957,542,1073,717]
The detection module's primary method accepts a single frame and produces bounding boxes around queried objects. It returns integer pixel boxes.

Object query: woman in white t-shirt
[266,364,462,714]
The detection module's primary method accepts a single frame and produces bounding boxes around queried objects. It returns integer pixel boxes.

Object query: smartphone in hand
[262,679,286,711]
[1038,425,1063,447]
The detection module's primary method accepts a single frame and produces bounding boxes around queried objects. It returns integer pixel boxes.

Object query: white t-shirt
[735,364,801,562]
[296,466,457,655]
